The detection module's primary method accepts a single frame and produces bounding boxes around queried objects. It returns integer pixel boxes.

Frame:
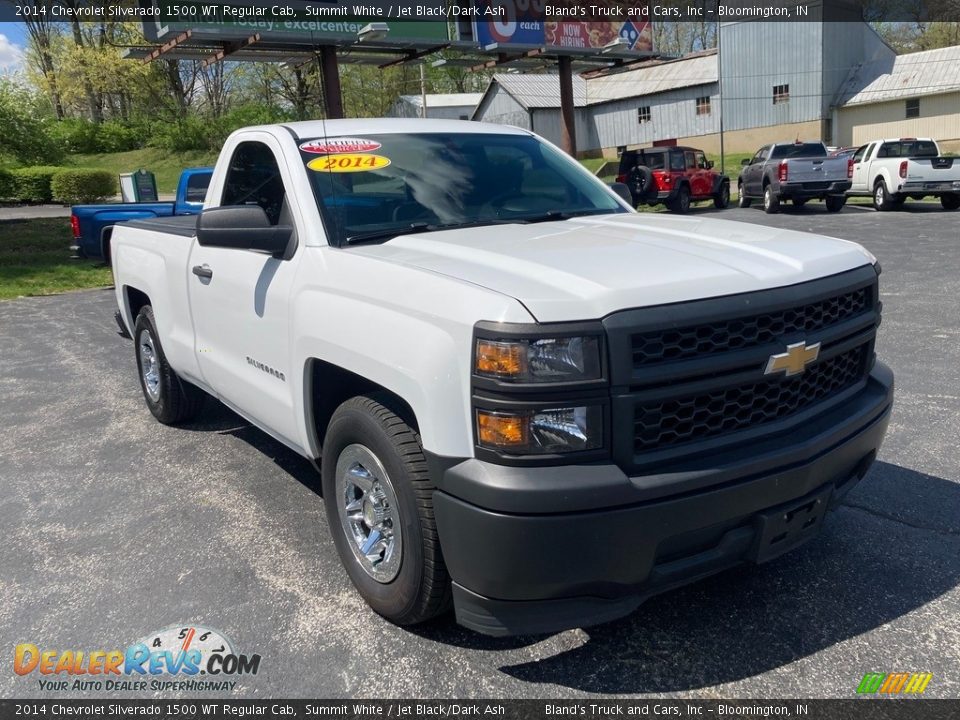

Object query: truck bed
[124,215,198,237]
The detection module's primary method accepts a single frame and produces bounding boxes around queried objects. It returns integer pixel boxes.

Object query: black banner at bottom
[1,700,958,720]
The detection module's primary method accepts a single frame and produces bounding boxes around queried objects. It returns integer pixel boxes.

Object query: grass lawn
[68,148,218,194]
[0,218,113,300]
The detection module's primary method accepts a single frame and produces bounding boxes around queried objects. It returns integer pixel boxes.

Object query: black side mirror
[741,158,751,167]
[609,182,634,206]
[196,205,293,259]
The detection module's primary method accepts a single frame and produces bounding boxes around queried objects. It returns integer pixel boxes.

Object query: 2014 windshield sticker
[13,624,261,693]
[307,154,391,173]
[300,138,381,154]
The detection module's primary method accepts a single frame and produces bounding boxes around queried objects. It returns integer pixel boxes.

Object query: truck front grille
[603,267,880,471]
[633,344,867,452]
[631,286,869,366]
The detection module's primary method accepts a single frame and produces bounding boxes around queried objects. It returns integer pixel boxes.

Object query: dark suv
[616,146,730,213]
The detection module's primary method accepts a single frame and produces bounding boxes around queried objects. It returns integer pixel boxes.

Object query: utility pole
[717,22,725,176]
[420,63,428,118]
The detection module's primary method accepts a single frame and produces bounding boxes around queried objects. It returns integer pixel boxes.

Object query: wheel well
[309,359,419,451]
[125,287,150,322]
[100,226,113,262]
[874,175,885,189]
[762,177,770,188]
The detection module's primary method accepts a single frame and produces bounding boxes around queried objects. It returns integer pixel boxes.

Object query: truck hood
[351,214,876,322]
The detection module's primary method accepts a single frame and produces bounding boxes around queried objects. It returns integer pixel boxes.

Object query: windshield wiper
[519,209,615,224]
[343,218,528,245]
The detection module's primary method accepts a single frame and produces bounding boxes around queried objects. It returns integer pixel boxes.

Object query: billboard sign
[544,21,652,52]
[472,1,653,53]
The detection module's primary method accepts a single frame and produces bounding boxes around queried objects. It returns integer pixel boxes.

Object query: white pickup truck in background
[110,119,893,636]
[848,138,960,210]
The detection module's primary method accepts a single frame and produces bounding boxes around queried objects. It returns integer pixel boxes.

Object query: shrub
[10,166,61,203]
[48,118,101,154]
[51,169,117,204]
[96,122,143,153]
[0,168,13,200]
[149,116,211,152]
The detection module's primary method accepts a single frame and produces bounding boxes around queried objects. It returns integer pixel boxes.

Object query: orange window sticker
[307,154,391,173]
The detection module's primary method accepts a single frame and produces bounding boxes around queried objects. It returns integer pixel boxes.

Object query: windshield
[770,143,827,159]
[299,132,625,245]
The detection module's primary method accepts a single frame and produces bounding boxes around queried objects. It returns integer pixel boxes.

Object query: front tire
[825,195,846,213]
[133,306,204,424]
[942,193,960,210]
[713,182,730,209]
[763,185,780,214]
[321,394,451,626]
[738,184,752,208]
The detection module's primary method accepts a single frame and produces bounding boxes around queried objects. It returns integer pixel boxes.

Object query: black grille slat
[632,286,869,366]
[633,346,867,452]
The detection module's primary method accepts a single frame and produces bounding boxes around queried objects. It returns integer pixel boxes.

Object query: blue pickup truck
[70,167,213,260]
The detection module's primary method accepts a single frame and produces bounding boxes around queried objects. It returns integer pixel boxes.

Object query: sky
[0,22,26,74]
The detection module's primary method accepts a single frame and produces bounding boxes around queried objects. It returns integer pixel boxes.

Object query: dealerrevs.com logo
[14,625,261,693]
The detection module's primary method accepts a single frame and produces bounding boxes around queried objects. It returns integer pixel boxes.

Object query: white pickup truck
[848,138,960,210]
[111,119,893,636]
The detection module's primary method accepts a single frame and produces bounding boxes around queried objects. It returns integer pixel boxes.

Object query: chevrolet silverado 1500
[111,120,893,636]
[847,138,960,210]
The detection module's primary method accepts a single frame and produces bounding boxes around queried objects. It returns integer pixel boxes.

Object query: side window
[684,151,697,170]
[695,151,708,169]
[185,173,210,203]
[221,141,288,226]
[852,145,868,164]
[752,147,768,164]
[670,152,686,171]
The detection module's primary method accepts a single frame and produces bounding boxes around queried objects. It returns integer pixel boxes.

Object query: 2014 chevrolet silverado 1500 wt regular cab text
[111,120,893,637]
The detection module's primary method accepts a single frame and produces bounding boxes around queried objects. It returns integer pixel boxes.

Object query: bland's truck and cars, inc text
[111,119,893,636]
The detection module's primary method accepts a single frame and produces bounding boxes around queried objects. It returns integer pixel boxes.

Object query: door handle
[192,264,213,279]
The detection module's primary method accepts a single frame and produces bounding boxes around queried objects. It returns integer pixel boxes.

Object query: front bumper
[432,363,893,636]
[778,180,851,199]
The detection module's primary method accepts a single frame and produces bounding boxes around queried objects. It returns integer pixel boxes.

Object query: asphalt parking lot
[1,202,958,699]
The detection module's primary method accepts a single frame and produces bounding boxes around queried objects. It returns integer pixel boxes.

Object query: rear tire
[873,180,896,211]
[825,195,846,213]
[668,185,691,213]
[133,306,204,425]
[713,182,730,209]
[738,184,751,208]
[942,193,960,210]
[763,185,780,214]
[321,394,451,626]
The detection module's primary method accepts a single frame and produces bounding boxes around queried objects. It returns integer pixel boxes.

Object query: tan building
[834,45,960,153]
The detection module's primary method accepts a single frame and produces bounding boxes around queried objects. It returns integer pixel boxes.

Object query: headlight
[476,406,603,454]
[475,336,602,383]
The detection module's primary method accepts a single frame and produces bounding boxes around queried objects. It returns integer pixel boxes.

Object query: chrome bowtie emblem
[764,341,821,377]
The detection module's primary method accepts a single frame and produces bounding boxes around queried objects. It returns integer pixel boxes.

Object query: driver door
[187,136,303,448]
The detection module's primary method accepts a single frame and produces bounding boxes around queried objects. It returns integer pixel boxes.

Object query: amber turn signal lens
[475,340,525,377]
[477,411,528,448]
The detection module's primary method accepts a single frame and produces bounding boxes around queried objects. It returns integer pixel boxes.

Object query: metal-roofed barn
[834,45,960,150]
[387,93,484,121]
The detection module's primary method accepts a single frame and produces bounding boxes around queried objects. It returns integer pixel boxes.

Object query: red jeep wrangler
[616,146,730,213]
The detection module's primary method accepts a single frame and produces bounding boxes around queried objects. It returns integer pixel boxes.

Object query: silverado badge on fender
[764,341,821,377]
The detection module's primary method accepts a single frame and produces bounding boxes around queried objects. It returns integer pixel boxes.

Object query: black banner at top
[1,699,960,719]
[0,0,958,24]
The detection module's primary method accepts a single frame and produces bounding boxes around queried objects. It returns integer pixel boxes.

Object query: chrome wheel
[335,443,403,583]
[138,329,161,402]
